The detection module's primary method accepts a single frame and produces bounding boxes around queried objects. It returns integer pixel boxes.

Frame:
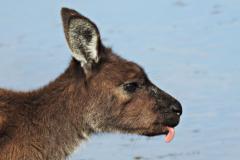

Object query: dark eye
[123,82,139,93]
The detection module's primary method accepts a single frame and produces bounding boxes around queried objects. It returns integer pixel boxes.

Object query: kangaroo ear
[61,8,101,73]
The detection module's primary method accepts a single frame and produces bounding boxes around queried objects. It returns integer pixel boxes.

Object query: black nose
[170,102,182,116]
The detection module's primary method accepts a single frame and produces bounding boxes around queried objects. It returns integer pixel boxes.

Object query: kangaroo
[0,8,182,160]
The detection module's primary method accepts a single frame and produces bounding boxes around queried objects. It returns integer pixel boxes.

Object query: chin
[141,129,168,137]
[141,126,176,143]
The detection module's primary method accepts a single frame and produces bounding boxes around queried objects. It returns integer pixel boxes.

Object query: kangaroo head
[61,8,182,142]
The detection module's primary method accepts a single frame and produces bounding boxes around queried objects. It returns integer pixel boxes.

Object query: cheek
[120,93,158,127]
[113,88,132,105]
[111,88,159,127]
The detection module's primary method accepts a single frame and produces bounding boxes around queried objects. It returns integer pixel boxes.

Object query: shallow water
[0,0,239,160]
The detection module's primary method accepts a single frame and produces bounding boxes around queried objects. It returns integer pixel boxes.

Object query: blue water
[0,0,239,159]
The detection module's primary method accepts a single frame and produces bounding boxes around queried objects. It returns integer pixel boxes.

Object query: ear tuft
[61,7,101,72]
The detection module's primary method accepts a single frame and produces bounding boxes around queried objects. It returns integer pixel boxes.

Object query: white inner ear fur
[68,19,99,67]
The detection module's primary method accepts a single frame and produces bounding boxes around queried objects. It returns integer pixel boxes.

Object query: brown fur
[0,8,182,160]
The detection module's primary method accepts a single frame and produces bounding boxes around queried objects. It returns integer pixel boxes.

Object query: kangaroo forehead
[105,59,146,82]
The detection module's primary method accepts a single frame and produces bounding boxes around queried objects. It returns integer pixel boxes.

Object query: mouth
[142,126,175,143]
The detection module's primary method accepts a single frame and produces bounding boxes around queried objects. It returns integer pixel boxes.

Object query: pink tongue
[165,127,175,143]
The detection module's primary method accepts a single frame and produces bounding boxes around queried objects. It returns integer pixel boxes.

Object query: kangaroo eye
[123,82,139,93]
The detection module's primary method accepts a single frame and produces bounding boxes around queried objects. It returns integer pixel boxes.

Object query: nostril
[170,103,182,116]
